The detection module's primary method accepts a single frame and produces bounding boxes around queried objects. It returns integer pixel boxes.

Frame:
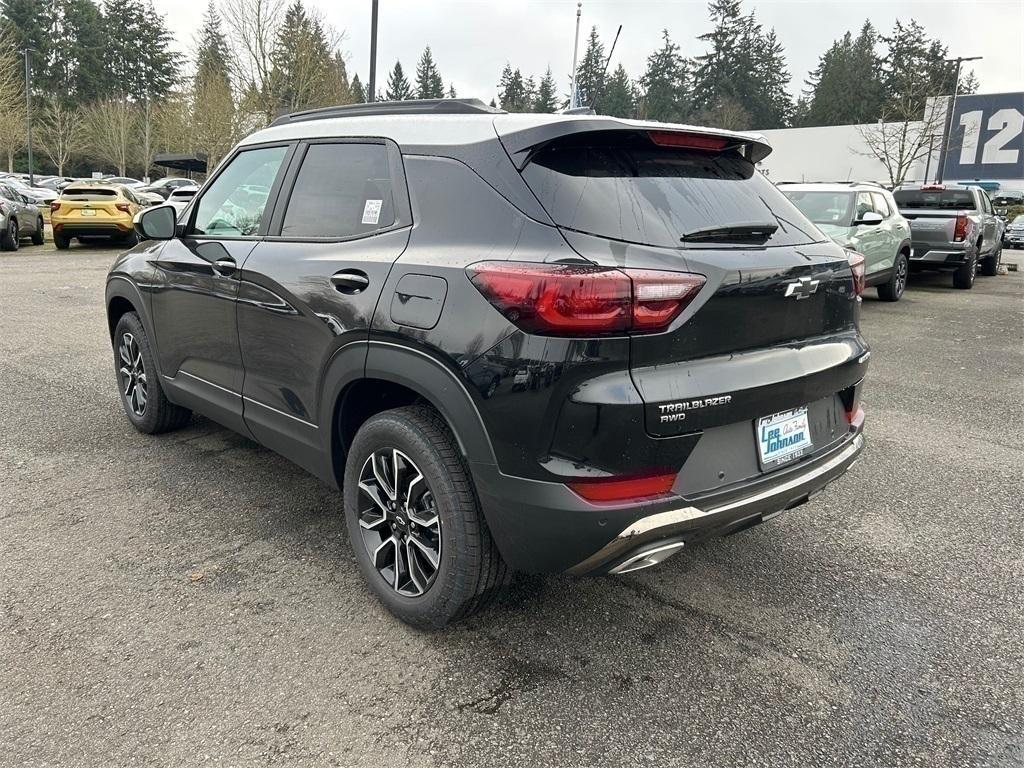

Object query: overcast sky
[154,0,1024,104]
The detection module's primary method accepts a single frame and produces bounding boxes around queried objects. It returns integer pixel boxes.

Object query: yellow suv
[51,183,145,249]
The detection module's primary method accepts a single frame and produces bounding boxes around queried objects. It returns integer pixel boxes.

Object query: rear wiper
[680,223,779,243]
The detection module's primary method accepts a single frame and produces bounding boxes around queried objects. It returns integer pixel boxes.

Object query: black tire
[953,253,977,289]
[343,405,510,628]
[113,311,192,434]
[1,218,18,251]
[980,243,1001,277]
[31,217,44,245]
[877,251,908,301]
[53,231,71,250]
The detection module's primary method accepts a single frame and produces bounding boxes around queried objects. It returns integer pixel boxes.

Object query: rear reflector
[568,472,677,502]
[648,131,729,152]
[467,262,705,336]
[847,252,865,296]
[953,213,968,242]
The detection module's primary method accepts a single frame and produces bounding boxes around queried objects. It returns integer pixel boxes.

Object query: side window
[280,142,396,239]
[192,145,288,237]
[980,192,992,214]
[871,192,890,217]
[855,192,874,219]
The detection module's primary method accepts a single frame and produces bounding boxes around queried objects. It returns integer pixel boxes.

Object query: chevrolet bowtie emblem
[784,277,820,300]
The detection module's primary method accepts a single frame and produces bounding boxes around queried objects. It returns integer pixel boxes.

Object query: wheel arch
[320,341,498,490]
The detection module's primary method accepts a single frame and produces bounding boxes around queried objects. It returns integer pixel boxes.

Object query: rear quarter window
[521,132,821,248]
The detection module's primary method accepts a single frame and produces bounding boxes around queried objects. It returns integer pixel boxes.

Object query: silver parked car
[0,188,45,250]
[165,185,199,216]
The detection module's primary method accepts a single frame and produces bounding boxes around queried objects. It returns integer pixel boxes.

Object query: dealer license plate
[756,407,812,470]
[80,209,96,216]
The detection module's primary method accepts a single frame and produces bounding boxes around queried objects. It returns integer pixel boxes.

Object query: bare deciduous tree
[0,29,25,173]
[221,0,285,123]
[82,99,138,176]
[191,75,245,171]
[37,102,83,176]
[857,90,946,186]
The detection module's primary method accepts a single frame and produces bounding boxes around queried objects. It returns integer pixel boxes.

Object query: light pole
[368,0,378,102]
[569,2,582,109]
[935,55,981,184]
[23,49,34,186]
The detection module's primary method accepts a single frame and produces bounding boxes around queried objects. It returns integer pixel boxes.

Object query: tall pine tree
[800,21,884,126]
[639,30,689,122]
[414,46,444,99]
[269,1,341,112]
[598,64,634,118]
[497,63,532,111]
[194,0,231,93]
[385,61,412,100]
[532,68,559,112]
[350,73,366,103]
[573,26,606,107]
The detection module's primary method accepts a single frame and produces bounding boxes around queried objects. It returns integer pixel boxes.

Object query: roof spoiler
[498,118,773,169]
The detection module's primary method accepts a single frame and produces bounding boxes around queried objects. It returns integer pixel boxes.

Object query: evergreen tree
[269,1,339,112]
[749,27,793,128]
[350,73,366,103]
[194,0,231,93]
[638,30,689,122]
[47,0,106,104]
[800,21,884,127]
[0,0,50,87]
[102,0,177,100]
[573,26,605,107]
[532,67,559,113]
[385,60,412,100]
[881,19,953,109]
[497,63,532,111]
[691,0,744,116]
[414,46,444,99]
[598,63,634,117]
[447,82,457,98]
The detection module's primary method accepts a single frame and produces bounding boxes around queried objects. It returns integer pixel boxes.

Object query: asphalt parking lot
[2,240,1022,768]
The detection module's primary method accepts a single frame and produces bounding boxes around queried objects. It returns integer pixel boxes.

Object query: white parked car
[166,185,199,216]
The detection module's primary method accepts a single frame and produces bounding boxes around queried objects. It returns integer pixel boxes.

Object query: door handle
[213,257,236,275]
[330,270,369,294]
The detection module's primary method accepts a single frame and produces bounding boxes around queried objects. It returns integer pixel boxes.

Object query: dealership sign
[943,91,1024,181]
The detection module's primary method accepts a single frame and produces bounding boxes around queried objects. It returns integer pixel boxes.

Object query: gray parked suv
[893,183,1005,288]
[0,187,45,250]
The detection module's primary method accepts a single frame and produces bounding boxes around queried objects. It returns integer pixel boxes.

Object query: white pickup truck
[893,184,1005,289]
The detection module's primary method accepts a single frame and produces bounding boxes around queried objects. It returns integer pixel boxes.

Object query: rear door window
[521,132,821,248]
[871,192,891,217]
[279,143,396,239]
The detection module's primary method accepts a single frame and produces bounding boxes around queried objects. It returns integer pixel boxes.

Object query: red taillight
[115,202,131,213]
[847,252,865,296]
[953,214,968,242]
[467,262,705,336]
[568,472,677,502]
[921,184,945,191]
[50,202,60,213]
[648,131,728,152]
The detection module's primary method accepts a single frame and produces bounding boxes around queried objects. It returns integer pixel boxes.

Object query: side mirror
[856,211,884,226]
[135,204,177,240]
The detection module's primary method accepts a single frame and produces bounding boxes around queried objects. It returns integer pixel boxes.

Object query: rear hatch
[893,187,977,248]
[56,187,128,222]
[503,123,866,452]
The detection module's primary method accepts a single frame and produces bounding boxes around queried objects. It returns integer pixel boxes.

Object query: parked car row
[780,180,1006,292]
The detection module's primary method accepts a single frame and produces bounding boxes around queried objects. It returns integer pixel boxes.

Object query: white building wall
[754,122,929,185]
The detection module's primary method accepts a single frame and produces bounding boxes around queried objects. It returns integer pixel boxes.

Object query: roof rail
[269,98,505,126]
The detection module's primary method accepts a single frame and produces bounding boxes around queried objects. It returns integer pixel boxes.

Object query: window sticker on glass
[362,199,383,225]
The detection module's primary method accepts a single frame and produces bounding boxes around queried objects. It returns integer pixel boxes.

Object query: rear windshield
[521,132,821,248]
[893,189,976,210]
[63,187,117,198]
[782,190,855,226]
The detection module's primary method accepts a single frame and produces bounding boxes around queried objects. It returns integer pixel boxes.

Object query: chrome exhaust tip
[608,541,685,575]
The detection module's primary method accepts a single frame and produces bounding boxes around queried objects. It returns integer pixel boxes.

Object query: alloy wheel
[118,332,147,416]
[895,257,908,296]
[356,448,441,597]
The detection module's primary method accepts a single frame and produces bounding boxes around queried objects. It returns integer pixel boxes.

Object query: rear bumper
[53,221,132,238]
[910,242,970,266]
[474,428,865,575]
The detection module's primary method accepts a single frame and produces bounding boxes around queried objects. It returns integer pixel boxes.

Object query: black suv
[107,99,867,628]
